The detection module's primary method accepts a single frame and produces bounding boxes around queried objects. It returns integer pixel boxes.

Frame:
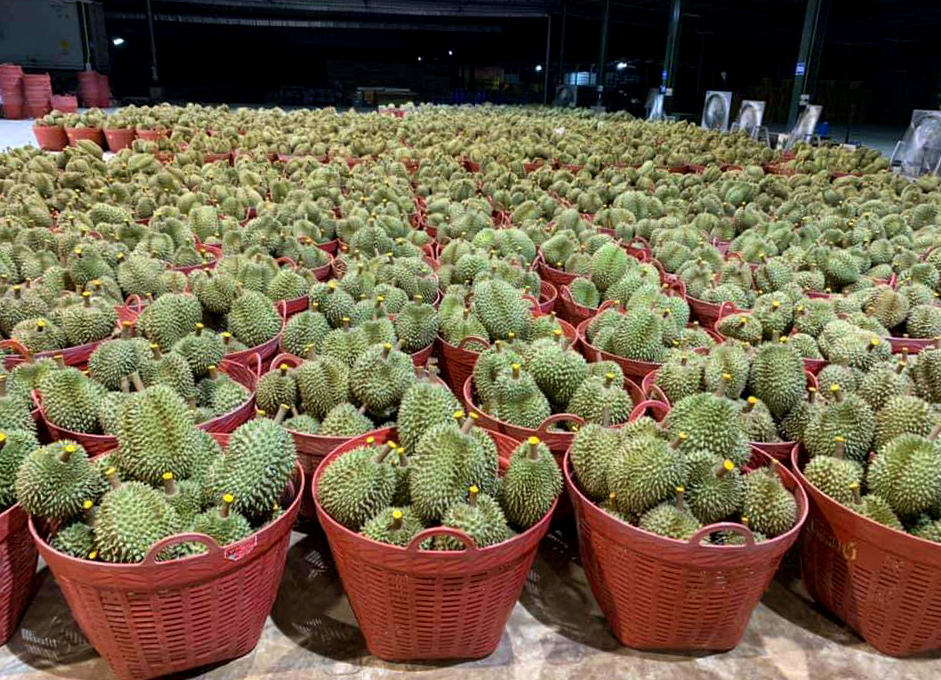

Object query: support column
[596,0,611,106]
[543,14,552,103]
[662,0,682,114]
[558,2,567,85]
[787,0,831,127]
[145,0,159,84]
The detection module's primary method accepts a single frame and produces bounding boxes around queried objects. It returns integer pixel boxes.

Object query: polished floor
[1,518,940,680]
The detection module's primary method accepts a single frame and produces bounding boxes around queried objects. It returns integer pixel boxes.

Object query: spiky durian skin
[849,495,903,531]
[319,326,370,367]
[409,423,497,522]
[15,441,106,520]
[205,418,296,518]
[164,478,205,524]
[191,506,253,546]
[741,467,797,538]
[567,375,633,425]
[435,493,508,550]
[569,424,620,502]
[281,311,330,357]
[526,339,588,407]
[396,381,461,453]
[349,345,416,413]
[702,344,750,399]
[499,441,561,529]
[639,501,702,540]
[740,399,780,443]
[874,395,939,451]
[172,332,225,379]
[38,368,104,434]
[804,394,875,463]
[867,433,941,517]
[472,344,523,405]
[361,505,426,546]
[317,403,374,436]
[94,482,183,564]
[228,291,282,348]
[654,355,704,405]
[748,343,805,419]
[491,368,552,429]
[393,302,439,353]
[606,435,687,515]
[283,414,320,434]
[153,351,196,399]
[255,368,298,415]
[0,428,39,508]
[89,339,140,390]
[137,293,202,350]
[11,318,66,353]
[685,451,743,525]
[914,519,941,542]
[266,269,308,302]
[857,362,913,412]
[50,520,96,559]
[318,445,396,529]
[803,455,864,504]
[470,278,531,341]
[0,394,36,435]
[112,385,200,485]
[665,393,750,466]
[202,373,249,416]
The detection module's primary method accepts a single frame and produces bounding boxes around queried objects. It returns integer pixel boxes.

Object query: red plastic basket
[565,445,807,651]
[792,444,941,656]
[313,427,556,661]
[65,127,105,149]
[103,128,136,151]
[30,463,303,680]
[536,256,577,290]
[558,283,597,326]
[0,503,38,645]
[224,302,286,369]
[576,316,663,382]
[32,125,68,151]
[0,334,110,372]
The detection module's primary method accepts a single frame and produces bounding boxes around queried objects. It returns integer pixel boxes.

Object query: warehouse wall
[0,0,86,70]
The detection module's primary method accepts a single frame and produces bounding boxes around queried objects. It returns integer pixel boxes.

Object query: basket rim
[29,460,305,572]
[312,426,558,558]
[437,313,577,353]
[564,443,809,552]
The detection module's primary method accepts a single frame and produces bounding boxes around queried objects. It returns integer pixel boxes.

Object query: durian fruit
[320,317,369,367]
[94,479,183,563]
[639,487,703,540]
[741,465,797,537]
[606,432,688,515]
[160,471,203,524]
[803,436,864,504]
[664,375,750,466]
[0,376,36,434]
[283,413,320,434]
[151,346,196,399]
[350,342,416,413]
[88,325,148,390]
[58,292,118,346]
[526,330,588,407]
[11,318,66,353]
[410,414,498,521]
[739,397,779,443]
[491,363,551,429]
[847,482,903,530]
[702,343,750,398]
[748,341,805,419]
[191,494,253,547]
[569,409,622,501]
[867,427,941,517]
[256,363,298,415]
[113,385,201,484]
[686,457,742,525]
[228,290,282,348]
[435,485,509,550]
[137,292,202,350]
[361,506,426,547]
[654,353,704,404]
[857,357,913,412]
[499,437,561,529]
[396,373,461,453]
[172,323,224,379]
[0,429,40,508]
[50,500,97,559]
[874,394,940,451]
[318,440,397,529]
[804,384,875,462]
[393,297,439,353]
[205,416,297,518]
[293,353,349,419]
[197,365,249,416]
[38,367,105,434]
[318,402,374,436]
[568,371,633,425]
[913,518,941,542]
[472,340,522,405]
[311,280,356,328]
[280,306,330,357]
[15,441,105,520]
[471,278,532,341]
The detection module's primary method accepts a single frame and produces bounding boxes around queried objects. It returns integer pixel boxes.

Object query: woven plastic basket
[313,427,556,661]
[0,334,109,372]
[33,125,68,151]
[103,128,136,151]
[792,444,941,656]
[0,503,38,645]
[565,445,807,651]
[65,127,105,148]
[536,255,577,289]
[576,317,662,382]
[30,463,304,680]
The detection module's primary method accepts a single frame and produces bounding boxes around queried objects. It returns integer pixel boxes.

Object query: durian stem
[151,344,163,360]
[601,405,611,428]
[460,415,474,433]
[397,448,408,468]
[129,372,146,393]
[896,359,907,374]
[274,404,290,425]
[220,495,233,518]
[675,486,686,510]
[527,437,541,460]
[163,475,177,496]
[279,364,289,378]
[208,365,219,380]
[670,433,687,449]
[929,423,941,442]
[468,485,479,507]
[714,373,732,398]
[0,376,6,398]
[121,321,132,339]
[59,445,76,463]
[850,483,861,504]
[834,437,846,460]
[82,293,91,308]
[195,323,204,337]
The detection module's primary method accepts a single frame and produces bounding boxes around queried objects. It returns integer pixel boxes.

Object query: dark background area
[75,0,941,125]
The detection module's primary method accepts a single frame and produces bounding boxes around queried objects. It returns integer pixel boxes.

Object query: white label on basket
[225,535,258,561]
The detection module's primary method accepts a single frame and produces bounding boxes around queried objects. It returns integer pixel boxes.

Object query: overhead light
[448,49,453,56]
[616,61,627,70]
[535,64,543,72]
[112,37,125,46]
[417,56,422,62]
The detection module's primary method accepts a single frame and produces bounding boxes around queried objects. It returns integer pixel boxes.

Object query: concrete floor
[1,518,940,680]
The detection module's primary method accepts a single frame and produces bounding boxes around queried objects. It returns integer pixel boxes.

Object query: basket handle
[687,522,756,547]
[457,336,490,352]
[276,256,297,270]
[645,383,670,405]
[277,300,288,321]
[406,527,478,553]
[270,352,302,370]
[629,399,670,422]
[0,339,33,363]
[142,532,223,564]
[716,301,741,320]
[624,236,651,255]
[245,352,264,380]
[535,413,585,436]
[123,294,145,313]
